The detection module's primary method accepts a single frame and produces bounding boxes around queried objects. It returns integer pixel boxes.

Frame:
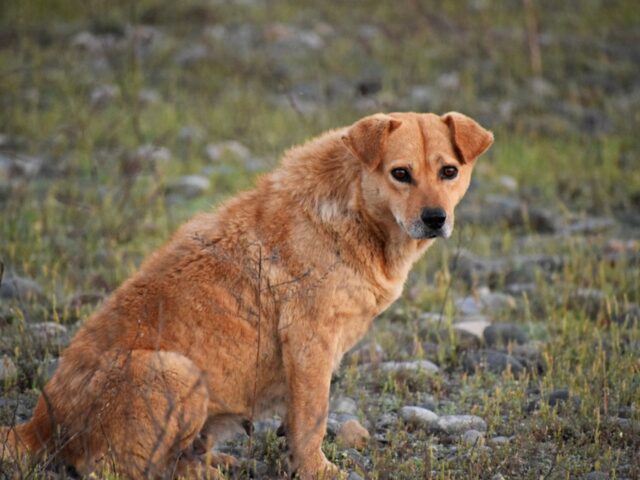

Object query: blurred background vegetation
[0,1,638,478]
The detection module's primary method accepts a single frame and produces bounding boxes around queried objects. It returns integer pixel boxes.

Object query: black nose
[421,208,446,230]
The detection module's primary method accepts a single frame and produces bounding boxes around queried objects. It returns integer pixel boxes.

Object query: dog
[0,111,492,479]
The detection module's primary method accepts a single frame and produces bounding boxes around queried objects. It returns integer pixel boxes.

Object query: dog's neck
[273,129,433,289]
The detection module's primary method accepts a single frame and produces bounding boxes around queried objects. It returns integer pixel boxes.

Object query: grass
[1,0,639,478]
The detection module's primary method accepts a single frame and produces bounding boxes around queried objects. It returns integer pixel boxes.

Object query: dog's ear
[442,112,493,163]
[342,114,403,170]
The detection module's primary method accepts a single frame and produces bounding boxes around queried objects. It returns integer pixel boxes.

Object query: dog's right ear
[342,114,403,171]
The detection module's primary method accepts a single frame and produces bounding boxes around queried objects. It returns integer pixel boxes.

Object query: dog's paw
[295,457,341,480]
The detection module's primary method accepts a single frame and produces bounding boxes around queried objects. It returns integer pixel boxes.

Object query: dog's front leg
[281,327,340,479]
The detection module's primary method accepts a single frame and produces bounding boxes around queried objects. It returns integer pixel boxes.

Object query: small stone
[463,350,525,376]
[137,88,161,106]
[455,296,483,316]
[90,84,119,108]
[348,341,385,364]
[347,472,364,480]
[29,322,68,345]
[175,44,208,66]
[491,474,506,480]
[399,406,439,429]
[330,396,358,415]
[135,144,172,164]
[205,141,251,163]
[478,290,517,312]
[379,360,439,374]
[498,175,518,191]
[489,436,510,446]
[461,429,485,446]
[336,419,369,450]
[166,175,210,198]
[437,415,487,435]
[453,319,491,341]
[583,472,609,480]
[483,323,529,346]
[0,356,17,382]
[0,274,44,301]
[564,217,616,235]
[375,413,397,430]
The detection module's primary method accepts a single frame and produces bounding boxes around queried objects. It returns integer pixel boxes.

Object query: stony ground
[0,1,639,479]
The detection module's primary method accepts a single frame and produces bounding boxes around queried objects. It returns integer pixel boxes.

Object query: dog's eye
[440,166,458,180]
[391,168,411,183]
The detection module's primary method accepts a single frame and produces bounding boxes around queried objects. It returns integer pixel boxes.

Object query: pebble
[0,274,44,301]
[488,436,510,446]
[563,217,616,235]
[483,323,529,346]
[205,141,251,163]
[583,472,609,480]
[90,84,119,108]
[29,322,68,344]
[461,429,485,446]
[399,406,439,429]
[437,415,487,434]
[166,175,210,198]
[330,396,358,415]
[453,317,491,339]
[463,350,525,376]
[336,419,369,449]
[347,471,364,480]
[0,356,17,382]
[379,360,439,374]
[375,413,397,430]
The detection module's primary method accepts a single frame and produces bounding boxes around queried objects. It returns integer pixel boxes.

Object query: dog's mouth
[398,219,453,240]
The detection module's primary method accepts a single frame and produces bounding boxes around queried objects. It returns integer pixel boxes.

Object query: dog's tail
[1,401,53,463]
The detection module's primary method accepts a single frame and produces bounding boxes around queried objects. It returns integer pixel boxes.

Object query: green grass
[1,0,639,478]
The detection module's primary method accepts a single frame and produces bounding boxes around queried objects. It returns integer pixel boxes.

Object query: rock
[613,304,640,327]
[375,413,397,430]
[205,141,251,163]
[336,419,369,450]
[437,415,487,434]
[29,322,69,346]
[135,144,172,164]
[0,356,17,382]
[488,436,510,446]
[0,153,43,179]
[461,429,485,446]
[583,472,609,480]
[166,175,210,198]
[453,319,491,341]
[483,323,529,346]
[491,474,506,480]
[137,88,161,106]
[41,358,59,382]
[512,343,547,373]
[399,406,439,429]
[455,296,483,316]
[330,396,358,416]
[477,288,517,312]
[463,350,525,376]
[347,472,364,480]
[379,360,439,374]
[0,274,44,301]
[498,175,518,191]
[245,459,269,477]
[174,43,208,66]
[177,126,204,144]
[566,288,608,319]
[563,217,616,235]
[348,341,386,364]
[90,84,119,108]
[527,388,581,412]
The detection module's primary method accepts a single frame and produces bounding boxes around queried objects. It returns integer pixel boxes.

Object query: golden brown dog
[0,112,492,478]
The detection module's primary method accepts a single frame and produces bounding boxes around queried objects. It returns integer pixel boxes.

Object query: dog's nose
[421,208,446,230]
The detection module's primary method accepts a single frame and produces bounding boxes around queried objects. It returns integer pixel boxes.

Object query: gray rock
[491,474,506,480]
[563,217,616,235]
[477,288,517,312]
[399,406,439,429]
[348,341,386,364]
[375,413,397,430]
[453,318,491,341]
[29,322,69,346]
[0,153,43,179]
[379,360,439,374]
[483,323,529,346]
[463,350,525,376]
[347,472,364,480]
[583,472,609,480]
[488,436,511,446]
[527,388,581,412]
[512,343,547,373]
[455,296,483,316]
[437,415,487,434]
[174,44,208,66]
[90,84,119,108]
[461,429,485,446]
[205,141,251,163]
[0,356,17,382]
[135,144,171,164]
[166,175,210,198]
[0,274,44,301]
[330,396,358,415]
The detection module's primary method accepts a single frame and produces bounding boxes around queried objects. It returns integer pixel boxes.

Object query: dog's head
[342,112,493,240]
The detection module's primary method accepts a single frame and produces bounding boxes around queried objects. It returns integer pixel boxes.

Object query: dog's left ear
[442,112,494,163]
[342,114,403,171]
